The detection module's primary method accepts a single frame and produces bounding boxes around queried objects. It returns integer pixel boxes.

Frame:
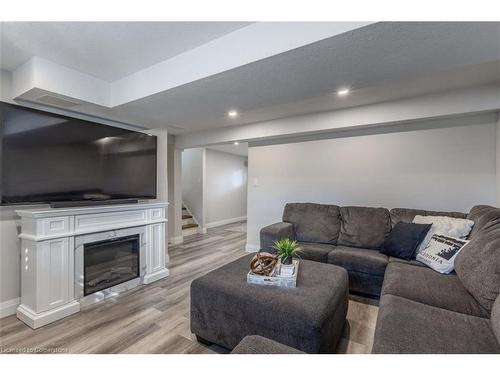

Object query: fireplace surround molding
[15,202,169,329]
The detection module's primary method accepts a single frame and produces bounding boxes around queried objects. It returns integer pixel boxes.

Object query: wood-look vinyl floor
[0,221,378,354]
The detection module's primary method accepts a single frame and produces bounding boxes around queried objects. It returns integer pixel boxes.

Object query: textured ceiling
[4,22,500,135]
[81,22,500,132]
[0,22,251,81]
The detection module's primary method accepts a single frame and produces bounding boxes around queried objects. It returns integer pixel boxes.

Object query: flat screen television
[0,102,157,205]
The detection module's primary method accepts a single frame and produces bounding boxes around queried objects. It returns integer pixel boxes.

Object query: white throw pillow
[416,234,469,274]
[412,215,474,254]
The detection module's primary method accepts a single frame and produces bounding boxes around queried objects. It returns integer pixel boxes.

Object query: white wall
[167,137,183,243]
[1,69,13,103]
[246,117,498,249]
[205,149,247,226]
[181,148,205,227]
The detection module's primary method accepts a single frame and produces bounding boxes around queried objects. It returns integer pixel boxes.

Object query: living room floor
[0,221,378,354]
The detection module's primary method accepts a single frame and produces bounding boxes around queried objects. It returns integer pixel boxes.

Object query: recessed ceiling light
[234,142,239,145]
[228,110,238,118]
[337,88,350,96]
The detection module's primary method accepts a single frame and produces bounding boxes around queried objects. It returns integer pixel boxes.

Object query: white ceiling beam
[175,84,500,149]
[110,22,371,106]
[12,57,111,106]
[9,22,372,108]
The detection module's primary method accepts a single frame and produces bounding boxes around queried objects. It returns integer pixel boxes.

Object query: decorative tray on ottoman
[247,259,299,288]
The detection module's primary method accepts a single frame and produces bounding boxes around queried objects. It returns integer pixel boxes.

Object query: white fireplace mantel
[15,202,169,329]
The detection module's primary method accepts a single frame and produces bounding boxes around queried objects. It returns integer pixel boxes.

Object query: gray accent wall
[246,117,498,250]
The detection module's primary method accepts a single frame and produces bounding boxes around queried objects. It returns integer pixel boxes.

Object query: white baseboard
[198,227,207,234]
[0,297,20,318]
[245,243,260,253]
[205,216,247,229]
[169,235,183,245]
[17,301,80,329]
[143,268,170,285]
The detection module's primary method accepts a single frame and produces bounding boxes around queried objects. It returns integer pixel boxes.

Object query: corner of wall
[496,113,500,207]
[245,243,260,253]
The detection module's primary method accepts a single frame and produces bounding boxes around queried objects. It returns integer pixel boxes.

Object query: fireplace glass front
[83,234,140,296]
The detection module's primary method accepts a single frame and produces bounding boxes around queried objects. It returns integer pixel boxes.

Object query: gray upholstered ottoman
[190,254,349,353]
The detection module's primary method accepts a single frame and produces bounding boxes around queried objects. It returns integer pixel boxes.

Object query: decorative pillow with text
[416,234,469,274]
[412,215,474,254]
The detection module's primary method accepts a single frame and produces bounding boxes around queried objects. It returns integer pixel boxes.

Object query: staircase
[182,206,199,237]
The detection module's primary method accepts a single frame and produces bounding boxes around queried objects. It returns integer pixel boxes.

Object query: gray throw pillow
[380,222,431,260]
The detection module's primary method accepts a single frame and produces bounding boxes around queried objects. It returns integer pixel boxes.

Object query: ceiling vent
[35,95,81,108]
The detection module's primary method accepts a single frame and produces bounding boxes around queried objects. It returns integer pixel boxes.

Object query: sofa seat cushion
[388,256,425,267]
[231,335,304,354]
[382,262,488,318]
[372,295,500,354]
[327,246,388,276]
[297,242,335,263]
[337,206,391,249]
[283,203,341,244]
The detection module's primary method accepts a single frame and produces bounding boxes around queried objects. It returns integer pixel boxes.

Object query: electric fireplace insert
[83,234,140,296]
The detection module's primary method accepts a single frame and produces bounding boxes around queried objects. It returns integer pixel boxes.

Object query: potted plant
[273,238,301,265]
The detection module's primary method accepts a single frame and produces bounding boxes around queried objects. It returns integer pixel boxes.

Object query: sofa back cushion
[467,205,500,239]
[338,206,391,249]
[454,215,500,312]
[492,294,500,346]
[390,207,466,228]
[282,203,341,244]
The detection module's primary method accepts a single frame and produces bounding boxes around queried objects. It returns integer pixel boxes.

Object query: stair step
[182,223,198,230]
[182,218,195,226]
[182,214,192,220]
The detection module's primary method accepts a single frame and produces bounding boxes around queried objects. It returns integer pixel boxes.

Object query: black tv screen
[0,102,157,205]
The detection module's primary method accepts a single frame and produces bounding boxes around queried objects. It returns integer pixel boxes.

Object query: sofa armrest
[260,222,295,251]
[231,335,304,354]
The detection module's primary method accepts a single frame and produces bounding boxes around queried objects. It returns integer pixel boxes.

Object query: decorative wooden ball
[250,252,278,276]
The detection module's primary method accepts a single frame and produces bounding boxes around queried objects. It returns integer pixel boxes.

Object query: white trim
[18,218,167,242]
[205,216,247,229]
[197,227,207,234]
[169,235,184,245]
[17,301,80,329]
[0,297,20,318]
[143,268,170,285]
[245,243,260,253]
[16,201,168,219]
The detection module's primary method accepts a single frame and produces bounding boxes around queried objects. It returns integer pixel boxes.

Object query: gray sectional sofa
[259,203,500,353]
